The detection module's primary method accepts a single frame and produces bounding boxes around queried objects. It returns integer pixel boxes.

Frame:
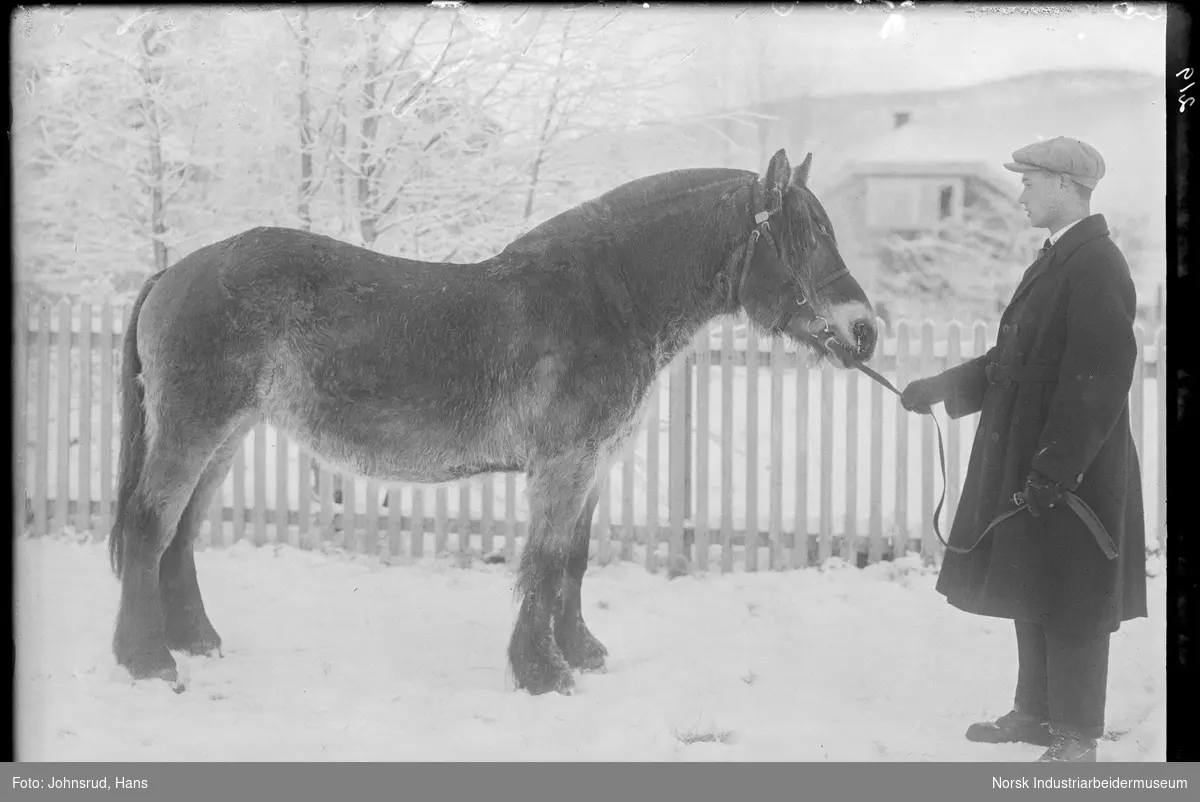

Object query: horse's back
[133,225,657,481]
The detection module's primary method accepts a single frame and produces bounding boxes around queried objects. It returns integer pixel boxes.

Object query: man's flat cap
[1003,136,1106,189]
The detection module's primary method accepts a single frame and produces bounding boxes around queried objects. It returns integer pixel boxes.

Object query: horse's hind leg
[508,452,596,695]
[160,429,248,656]
[555,487,608,672]
[112,431,228,684]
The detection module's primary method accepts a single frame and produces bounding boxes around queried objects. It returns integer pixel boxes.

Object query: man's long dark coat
[933,213,1147,634]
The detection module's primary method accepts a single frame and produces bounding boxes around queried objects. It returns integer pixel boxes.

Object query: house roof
[838,122,1016,194]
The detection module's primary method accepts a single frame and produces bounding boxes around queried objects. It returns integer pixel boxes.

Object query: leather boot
[1036,727,1098,762]
[965,709,1053,747]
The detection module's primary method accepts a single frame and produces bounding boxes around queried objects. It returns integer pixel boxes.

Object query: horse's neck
[624,217,741,367]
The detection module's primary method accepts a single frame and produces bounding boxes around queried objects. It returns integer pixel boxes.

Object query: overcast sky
[663,2,1166,98]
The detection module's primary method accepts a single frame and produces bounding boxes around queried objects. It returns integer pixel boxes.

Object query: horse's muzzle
[850,318,878,363]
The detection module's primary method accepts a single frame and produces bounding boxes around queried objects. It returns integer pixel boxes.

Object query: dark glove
[900,376,947,415]
[1019,471,1064,518]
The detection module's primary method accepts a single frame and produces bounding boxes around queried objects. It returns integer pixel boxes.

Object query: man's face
[1017,170,1069,229]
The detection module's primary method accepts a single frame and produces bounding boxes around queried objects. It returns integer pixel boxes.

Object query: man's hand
[900,376,947,415]
[1020,471,1065,518]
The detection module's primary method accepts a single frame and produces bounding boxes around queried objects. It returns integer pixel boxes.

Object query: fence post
[695,324,711,572]
[920,320,937,562]
[644,374,661,572]
[669,351,686,568]
[818,358,834,564]
[745,324,759,571]
[944,321,963,555]
[253,423,268,547]
[14,296,28,539]
[98,304,115,541]
[34,301,50,538]
[458,480,471,556]
[792,346,811,569]
[893,321,912,558]
[79,302,93,537]
[55,299,71,533]
[412,485,426,560]
[504,474,517,561]
[233,431,248,544]
[297,448,311,550]
[366,478,381,559]
[867,315,885,565]
[481,475,495,558]
[277,429,291,548]
[720,318,734,573]
[842,350,859,565]
[770,336,785,569]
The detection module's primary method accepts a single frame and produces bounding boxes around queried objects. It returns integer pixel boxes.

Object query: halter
[727,186,846,357]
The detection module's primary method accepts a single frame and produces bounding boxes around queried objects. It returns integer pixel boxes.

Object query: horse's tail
[109,270,167,578]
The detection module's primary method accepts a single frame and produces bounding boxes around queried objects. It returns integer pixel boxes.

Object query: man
[900,136,1147,763]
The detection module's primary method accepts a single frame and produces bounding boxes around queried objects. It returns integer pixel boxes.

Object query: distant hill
[562,67,1165,321]
[580,68,1163,225]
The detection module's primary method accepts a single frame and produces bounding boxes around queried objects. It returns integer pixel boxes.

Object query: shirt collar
[1048,217,1083,246]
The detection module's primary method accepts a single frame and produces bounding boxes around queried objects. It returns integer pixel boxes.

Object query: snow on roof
[837,121,1018,194]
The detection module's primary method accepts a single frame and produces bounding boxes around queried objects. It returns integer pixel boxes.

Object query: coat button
[989,432,1000,442]
[1001,324,1010,334]
[1003,378,1012,388]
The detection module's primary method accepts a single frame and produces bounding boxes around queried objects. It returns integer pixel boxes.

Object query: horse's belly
[260,394,522,485]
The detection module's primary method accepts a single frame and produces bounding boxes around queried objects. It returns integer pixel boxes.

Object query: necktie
[1037,238,1052,259]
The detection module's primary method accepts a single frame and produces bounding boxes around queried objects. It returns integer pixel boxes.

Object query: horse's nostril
[851,319,877,359]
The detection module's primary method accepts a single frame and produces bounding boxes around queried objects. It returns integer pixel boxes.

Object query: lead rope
[829,350,1009,556]
[840,352,1118,559]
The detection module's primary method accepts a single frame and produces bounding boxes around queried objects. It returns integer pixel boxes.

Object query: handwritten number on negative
[1178,68,1195,113]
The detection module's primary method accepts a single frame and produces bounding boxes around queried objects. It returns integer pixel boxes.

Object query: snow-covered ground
[15,532,1166,762]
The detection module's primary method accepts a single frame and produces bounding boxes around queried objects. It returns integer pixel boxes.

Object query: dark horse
[108,149,877,695]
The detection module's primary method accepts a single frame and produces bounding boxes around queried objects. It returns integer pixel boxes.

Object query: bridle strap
[813,266,850,293]
[726,193,781,314]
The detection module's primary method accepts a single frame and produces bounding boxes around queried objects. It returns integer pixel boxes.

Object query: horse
[107,148,878,696]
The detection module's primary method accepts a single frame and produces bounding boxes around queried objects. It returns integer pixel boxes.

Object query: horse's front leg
[508,453,595,695]
[555,487,608,672]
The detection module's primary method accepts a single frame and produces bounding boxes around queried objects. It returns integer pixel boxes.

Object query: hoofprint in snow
[15,533,1165,762]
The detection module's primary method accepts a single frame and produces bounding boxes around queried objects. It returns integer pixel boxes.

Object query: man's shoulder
[1060,234,1136,309]
[1066,233,1130,274]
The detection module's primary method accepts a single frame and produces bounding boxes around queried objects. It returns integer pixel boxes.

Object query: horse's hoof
[180,635,222,658]
[580,654,607,673]
[166,623,222,657]
[129,664,181,690]
[519,666,575,696]
[562,632,608,672]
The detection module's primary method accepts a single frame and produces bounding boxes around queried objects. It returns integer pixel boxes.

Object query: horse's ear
[791,152,813,187]
[763,149,791,196]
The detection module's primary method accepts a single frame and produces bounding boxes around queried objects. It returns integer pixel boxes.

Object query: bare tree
[281,7,317,231]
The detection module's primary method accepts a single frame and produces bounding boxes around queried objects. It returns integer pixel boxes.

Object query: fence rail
[13,299,1167,573]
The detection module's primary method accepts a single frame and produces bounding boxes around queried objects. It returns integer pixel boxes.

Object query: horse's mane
[506,168,755,249]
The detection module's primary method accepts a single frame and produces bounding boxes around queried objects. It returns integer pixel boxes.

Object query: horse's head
[736,149,878,366]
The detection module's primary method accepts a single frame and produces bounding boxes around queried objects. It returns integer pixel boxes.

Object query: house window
[918,179,962,226]
[939,186,954,220]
